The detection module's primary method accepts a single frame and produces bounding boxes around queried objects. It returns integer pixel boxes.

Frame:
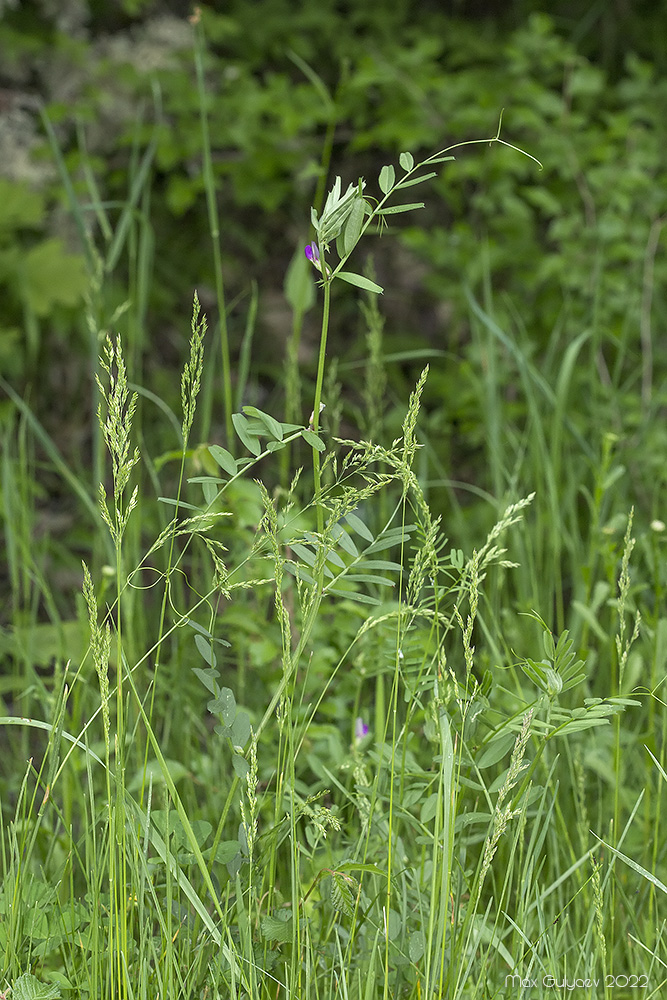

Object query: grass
[1,48,667,1000]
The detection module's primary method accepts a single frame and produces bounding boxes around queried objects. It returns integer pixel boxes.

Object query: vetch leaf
[208,687,236,726]
[158,497,201,511]
[395,171,437,189]
[330,522,359,557]
[202,479,218,506]
[339,573,394,587]
[209,444,237,476]
[211,840,241,864]
[232,754,250,778]
[476,730,517,768]
[421,794,440,824]
[337,860,388,877]
[553,718,610,734]
[345,511,374,542]
[192,666,219,697]
[365,526,413,553]
[399,151,414,171]
[187,476,223,486]
[194,633,217,668]
[299,533,345,567]
[231,711,251,749]
[378,164,395,194]
[232,412,261,456]
[343,195,365,255]
[360,559,402,571]
[289,542,317,566]
[243,405,283,441]
[301,428,326,451]
[291,542,334,578]
[376,202,425,215]
[409,931,425,964]
[183,618,213,638]
[325,550,346,568]
[326,589,381,605]
[335,271,383,294]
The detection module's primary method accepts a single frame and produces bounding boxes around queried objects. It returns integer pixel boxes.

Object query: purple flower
[355,717,369,743]
[305,241,320,266]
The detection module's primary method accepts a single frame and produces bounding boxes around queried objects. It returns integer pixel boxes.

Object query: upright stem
[312,279,331,533]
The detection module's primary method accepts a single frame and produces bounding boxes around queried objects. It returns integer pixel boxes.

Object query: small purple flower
[305,240,331,276]
[305,241,320,266]
[355,717,369,743]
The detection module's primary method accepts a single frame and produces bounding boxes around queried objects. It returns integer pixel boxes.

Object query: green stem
[312,279,331,533]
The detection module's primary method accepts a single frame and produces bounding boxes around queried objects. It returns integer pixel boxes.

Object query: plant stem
[312,278,331,533]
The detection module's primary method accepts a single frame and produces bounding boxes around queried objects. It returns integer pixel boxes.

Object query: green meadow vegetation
[0,2,666,997]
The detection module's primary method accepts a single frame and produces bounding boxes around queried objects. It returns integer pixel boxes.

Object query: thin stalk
[312,278,332,533]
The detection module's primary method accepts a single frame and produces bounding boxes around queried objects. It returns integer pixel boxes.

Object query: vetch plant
[6,74,666,998]
[304,114,542,530]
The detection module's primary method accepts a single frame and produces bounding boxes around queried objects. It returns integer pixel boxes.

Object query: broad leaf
[12,974,61,1000]
[262,912,294,943]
